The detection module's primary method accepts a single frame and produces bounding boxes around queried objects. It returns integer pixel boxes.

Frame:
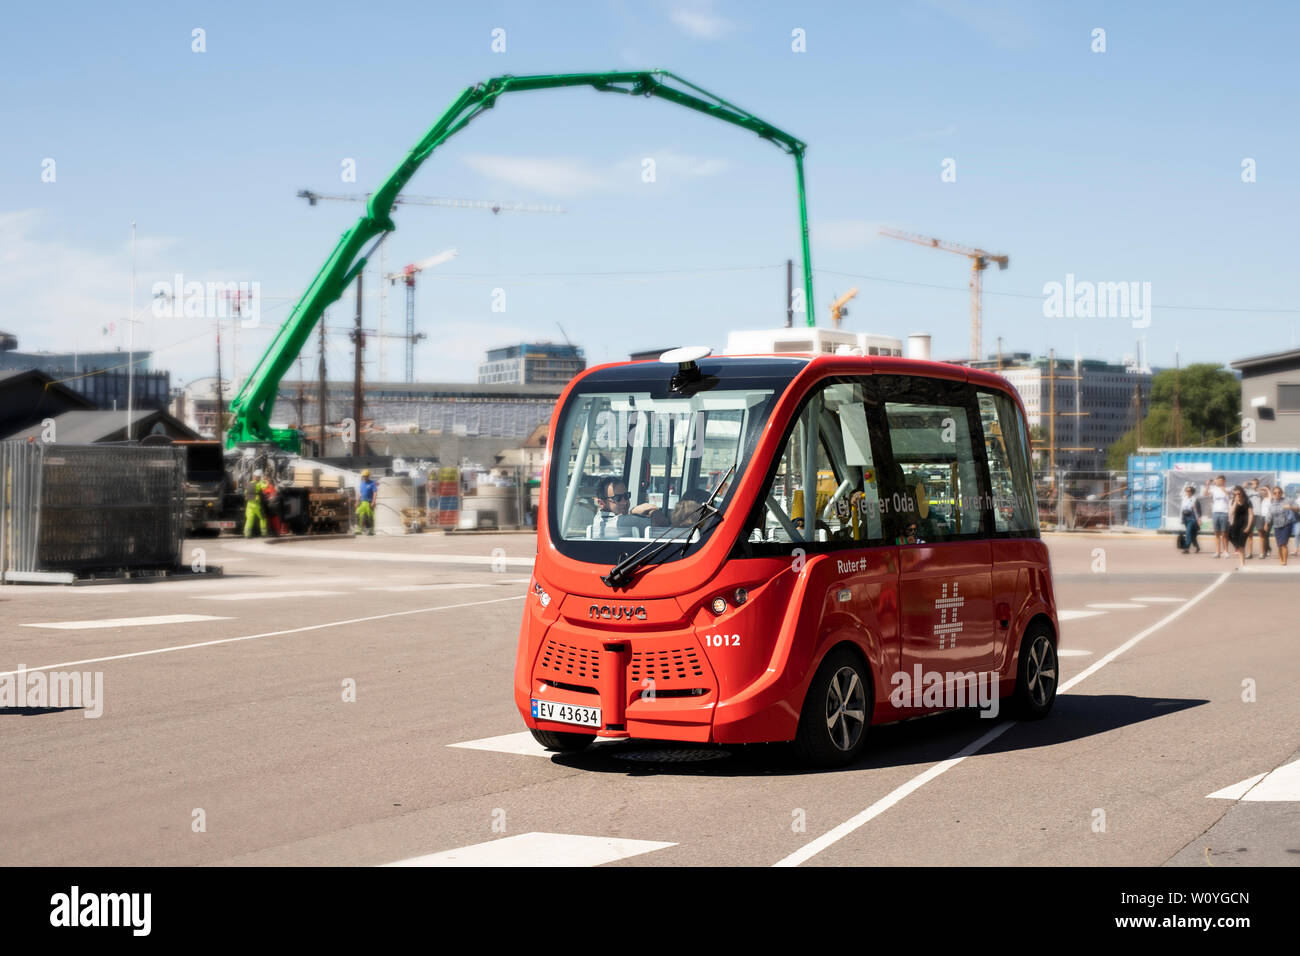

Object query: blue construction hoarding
[1127,449,1300,530]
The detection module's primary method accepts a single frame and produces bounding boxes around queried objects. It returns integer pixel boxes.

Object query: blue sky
[3,0,1298,388]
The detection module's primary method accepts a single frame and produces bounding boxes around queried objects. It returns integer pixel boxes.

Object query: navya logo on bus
[588,604,648,621]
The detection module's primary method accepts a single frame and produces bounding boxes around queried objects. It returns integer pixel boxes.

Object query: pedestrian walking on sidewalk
[1270,485,1294,566]
[1179,484,1201,553]
[1245,479,1263,559]
[1228,485,1253,570]
[1257,481,1273,557]
[1205,475,1231,558]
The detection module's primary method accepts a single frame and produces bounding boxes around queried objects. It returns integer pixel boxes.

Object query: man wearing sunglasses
[589,476,668,539]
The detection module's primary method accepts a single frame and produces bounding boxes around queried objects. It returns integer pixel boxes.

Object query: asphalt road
[1,531,1296,867]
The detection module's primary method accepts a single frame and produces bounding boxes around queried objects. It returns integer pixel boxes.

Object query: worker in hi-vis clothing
[244,469,269,538]
[356,468,377,535]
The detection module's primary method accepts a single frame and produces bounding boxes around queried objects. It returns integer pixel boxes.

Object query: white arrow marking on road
[1057,649,1093,657]
[1058,610,1105,621]
[1208,758,1300,801]
[384,832,675,867]
[1129,596,1188,603]
[199,590,338,601]
[2,596,524,677]
[21,614,231,630]
[449,731,618,757]
[1086,603,1146,609]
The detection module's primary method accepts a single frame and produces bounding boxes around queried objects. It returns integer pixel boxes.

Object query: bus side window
[876,376,989,541]
[977,390,1038,535]
[755,381,886,547]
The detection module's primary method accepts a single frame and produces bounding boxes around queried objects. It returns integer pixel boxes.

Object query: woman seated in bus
[671,497,704,527]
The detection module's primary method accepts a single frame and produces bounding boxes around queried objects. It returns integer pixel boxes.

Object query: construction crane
[297,190,565,215]
[829,287,858,328]
[298,189,564,382]
[385,248,458,382]
[878,227,1008,363]
[227,72,815,451]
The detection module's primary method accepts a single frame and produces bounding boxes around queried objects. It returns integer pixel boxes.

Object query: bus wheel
[529,728,595,753]
[1013,624,1058,719]
[794,648,871,767]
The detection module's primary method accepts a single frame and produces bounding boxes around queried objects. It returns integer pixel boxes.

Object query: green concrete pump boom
[227,70,815,450]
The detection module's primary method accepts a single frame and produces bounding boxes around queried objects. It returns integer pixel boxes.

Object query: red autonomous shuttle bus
[515,348,1058,766]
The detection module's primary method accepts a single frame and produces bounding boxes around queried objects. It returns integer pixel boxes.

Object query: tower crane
[385,248,458,382]
[878,227,1008,362]
[297,190,565,215]
[829,287,858,328]
[298,189,564,382]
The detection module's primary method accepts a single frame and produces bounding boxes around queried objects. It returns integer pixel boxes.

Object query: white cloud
[423,319,554,380]
[615,148,731,180]
[0,210,243,385]
[0,210,135,351]
[464,150,730,197]
[811,219,883,250]
[918,0,1034,50]
[668,1,735,39]
[461,155,610,198]
[882,124,958,146]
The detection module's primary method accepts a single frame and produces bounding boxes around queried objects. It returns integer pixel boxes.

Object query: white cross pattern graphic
[934,581,965,649]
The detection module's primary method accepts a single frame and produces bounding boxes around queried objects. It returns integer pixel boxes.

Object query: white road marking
[21,614,231,630]
[0,575,370,595]
[365,582,527,592]
[226,542,535,568]
[449,731,617,758]
[1057,572,1229,695]
[1057,649,1093,657]
[1058,610,1105,621]
[384,832,675,867]
[1085,602,1146,609]
[1,595,525,677]
[774,571,1233,867]
[199,590,339,601]
[1129,596,1188,603]
[1207,758,1300,802]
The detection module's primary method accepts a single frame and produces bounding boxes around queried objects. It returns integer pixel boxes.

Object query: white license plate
[531,698,601,728]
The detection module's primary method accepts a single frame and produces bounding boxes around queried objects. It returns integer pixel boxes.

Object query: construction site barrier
[1,442,185,582]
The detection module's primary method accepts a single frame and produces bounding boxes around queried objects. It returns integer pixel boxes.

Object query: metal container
[466,483,518,528]
[373,476,413,533]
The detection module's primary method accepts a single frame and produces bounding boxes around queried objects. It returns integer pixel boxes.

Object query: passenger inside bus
[588,476,670,539]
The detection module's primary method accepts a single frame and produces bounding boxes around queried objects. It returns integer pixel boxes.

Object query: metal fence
[1,442,185,581]
[1036,471,1130,530]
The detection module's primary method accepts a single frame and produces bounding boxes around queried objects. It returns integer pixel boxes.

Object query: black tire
[529,727,595,753]
[1013,623,1058,719]
[793,646,872,767]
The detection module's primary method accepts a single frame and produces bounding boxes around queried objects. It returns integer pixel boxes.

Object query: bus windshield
[550,372,790,554]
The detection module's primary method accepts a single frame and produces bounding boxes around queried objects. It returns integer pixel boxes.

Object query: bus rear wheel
[529,727,595,753]
[794,647,871,767]
[1013,624,1058,719]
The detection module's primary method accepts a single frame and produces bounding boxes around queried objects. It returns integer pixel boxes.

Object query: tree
[1106,364,1240,469]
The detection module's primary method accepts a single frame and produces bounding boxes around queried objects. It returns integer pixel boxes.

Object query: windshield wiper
[601,466,734,589]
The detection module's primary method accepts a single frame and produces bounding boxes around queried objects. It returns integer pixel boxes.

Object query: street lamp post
[127,222,136,441]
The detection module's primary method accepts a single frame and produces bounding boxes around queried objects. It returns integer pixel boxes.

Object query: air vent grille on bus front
[539,639,600,681]
[630,648,705,683]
